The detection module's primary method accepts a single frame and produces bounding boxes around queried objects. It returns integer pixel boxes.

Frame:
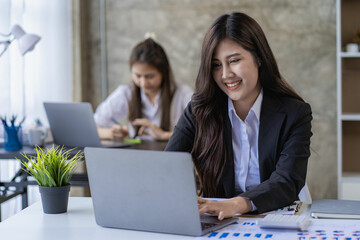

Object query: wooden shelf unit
[337,0,360,200]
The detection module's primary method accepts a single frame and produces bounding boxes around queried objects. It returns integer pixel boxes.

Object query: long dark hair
[192,12,303,197]
[128,38,176,131]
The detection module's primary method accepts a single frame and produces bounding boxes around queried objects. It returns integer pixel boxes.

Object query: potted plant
[353,28,360,45]
[346,28,360,53]
[19,145,83,214]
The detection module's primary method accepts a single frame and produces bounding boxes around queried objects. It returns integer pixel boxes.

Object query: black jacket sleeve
[240,101,312,213]
[165,102,196,153]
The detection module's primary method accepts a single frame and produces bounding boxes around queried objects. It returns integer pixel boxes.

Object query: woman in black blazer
[165,12,312,218]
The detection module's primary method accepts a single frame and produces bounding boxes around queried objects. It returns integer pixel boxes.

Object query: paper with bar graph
[196,218,360,240]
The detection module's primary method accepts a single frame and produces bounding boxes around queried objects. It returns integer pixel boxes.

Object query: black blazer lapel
[258,94,285,182]
[220,93,286,198]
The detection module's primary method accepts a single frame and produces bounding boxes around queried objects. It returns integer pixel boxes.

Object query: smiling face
[131,62,163,101]
[212,38,261,114]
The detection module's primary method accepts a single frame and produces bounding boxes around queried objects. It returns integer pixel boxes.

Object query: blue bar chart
[196,218,360,240]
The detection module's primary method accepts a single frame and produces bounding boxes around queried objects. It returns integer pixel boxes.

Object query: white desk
[0,197,192,240]
[2,197,360,240]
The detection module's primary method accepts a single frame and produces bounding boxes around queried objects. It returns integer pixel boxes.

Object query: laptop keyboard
[201,222,218,230]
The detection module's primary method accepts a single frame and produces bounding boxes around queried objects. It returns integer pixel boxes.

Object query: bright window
[0,0,73,130]
[0,0,73,220]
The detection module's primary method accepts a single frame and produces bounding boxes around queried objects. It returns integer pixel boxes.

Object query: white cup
[346,43,359,53]
[28,128,47,146]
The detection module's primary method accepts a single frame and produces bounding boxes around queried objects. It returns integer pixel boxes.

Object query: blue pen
[111,118,119,125]
[1,116,8,127]
[10,115,16,127]
[18,116,26,127]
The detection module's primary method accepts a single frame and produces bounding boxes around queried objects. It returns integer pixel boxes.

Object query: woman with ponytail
[94,37,193,141]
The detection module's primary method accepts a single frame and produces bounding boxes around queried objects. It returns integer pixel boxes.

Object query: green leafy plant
[19,145,83,187]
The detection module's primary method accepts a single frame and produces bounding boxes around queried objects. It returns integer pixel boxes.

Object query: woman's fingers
[198,198,216,215]
[197,196,206,204]
[138,126,147,136]
[218,211,225,221]
[197,197,252,220]
[199,206,209,216]
[132,118,164,139]
[111,125,128,140]
[120,126,129,135]
[131,118,171,140]
[133,119,152,136]
[132,118,152,128]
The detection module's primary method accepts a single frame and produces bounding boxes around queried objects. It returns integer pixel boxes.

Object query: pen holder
[4,126,23,151]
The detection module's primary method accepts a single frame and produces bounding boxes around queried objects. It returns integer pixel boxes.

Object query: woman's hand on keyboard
[198,196,252,220]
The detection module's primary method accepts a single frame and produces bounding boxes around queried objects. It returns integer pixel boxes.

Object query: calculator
[256,214,310,231]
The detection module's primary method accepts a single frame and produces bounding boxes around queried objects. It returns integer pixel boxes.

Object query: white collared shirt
[228,89,263,196]
[94,84,193,138]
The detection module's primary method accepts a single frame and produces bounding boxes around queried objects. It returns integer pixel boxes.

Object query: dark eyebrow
[226,53,242,59]
[212,53,242,61]
[132,71,156,77]
[144,73,155,77]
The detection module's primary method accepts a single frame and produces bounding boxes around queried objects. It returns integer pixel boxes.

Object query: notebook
[310,199,360,219]
[84,147,237,236]
[43,102,130,148]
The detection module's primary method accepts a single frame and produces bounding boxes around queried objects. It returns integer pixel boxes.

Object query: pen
[112,118,139,139]
[10,115,16,127]
[112,118,138,139]
[18,116,26,127]
[1,116,8,127]
[111,118,119,125]
[133,126,139,139]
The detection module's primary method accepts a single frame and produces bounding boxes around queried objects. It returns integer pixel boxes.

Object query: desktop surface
[0,197,193,240]
[2,197,360,240]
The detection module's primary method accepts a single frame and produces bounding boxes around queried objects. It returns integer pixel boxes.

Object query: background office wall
[81,0,337,199]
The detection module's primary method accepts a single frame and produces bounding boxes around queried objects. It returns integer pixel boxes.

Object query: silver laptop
[311,199,360,219]
[84,147,237,236]
[44,102,130,148]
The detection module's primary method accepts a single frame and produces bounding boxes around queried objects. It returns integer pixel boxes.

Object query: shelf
[342,114,360,121]
[342,172,360,182]
[341,52,360,58]
[338,0,360,200]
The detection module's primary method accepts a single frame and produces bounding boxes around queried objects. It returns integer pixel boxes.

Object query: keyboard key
[201,222,218,230]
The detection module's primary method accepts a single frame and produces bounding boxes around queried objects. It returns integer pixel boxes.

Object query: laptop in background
[84,147,237,236]
[44,102,130,148]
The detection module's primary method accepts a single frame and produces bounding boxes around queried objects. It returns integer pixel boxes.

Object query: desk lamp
[0,24,41,57]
